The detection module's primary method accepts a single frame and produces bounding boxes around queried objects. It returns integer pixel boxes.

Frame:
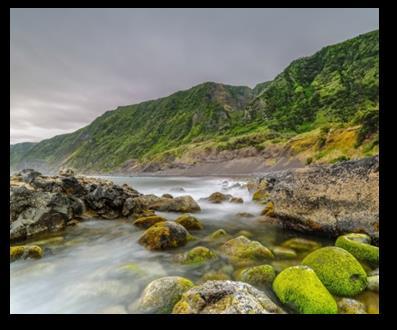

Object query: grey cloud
[10,8,378,144]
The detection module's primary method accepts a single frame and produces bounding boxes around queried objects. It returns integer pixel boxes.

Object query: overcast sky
[10,8,379,144]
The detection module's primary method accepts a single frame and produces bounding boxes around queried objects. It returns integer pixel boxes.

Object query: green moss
[272,265,338,314]
[335,233,379,265]
[138,221,188,250]
[302,246,367,297]
[252,189,269,202]
[261,201,275,216]
[205,229,230,241]
[237,264,276,288]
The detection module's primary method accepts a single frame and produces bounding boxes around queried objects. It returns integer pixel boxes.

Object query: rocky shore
[10,157,379,314]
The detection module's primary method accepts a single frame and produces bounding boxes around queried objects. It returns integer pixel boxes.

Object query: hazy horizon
[10,8,379,145]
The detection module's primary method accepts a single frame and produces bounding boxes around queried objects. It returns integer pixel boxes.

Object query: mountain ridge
[10,30,379,174]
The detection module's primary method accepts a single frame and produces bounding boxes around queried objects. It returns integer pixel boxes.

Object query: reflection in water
[10,176,379,314]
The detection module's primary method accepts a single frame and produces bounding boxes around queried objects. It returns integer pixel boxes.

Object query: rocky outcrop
[10,169,147,242]
[254,156,379,242]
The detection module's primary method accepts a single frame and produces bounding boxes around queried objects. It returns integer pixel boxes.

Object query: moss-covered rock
[177,246,217,265]
[136,276,194,313]
[230,197,243,204]
[335,233,379,265]
[261,201,275,217]
[173,280,285,314]
[175,214,203,230]
[302,246,367,296]
[337,298,367,314]
[132,215,167,229]
[272,246,297,259]
[10,245,43,261]
[236,264,276,288]
[220,236,274,267]
[207,192,231,203]
[236,230,254,239]
[272,265,338,314]
[281,237,321,251]
[138,221,189,250]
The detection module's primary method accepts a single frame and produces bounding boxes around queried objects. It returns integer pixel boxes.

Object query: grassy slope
[10,30,379,173]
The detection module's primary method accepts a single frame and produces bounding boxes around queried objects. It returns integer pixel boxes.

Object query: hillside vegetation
[10,30,379,174]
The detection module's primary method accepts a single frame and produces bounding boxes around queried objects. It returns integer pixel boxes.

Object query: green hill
[10,30,379,174]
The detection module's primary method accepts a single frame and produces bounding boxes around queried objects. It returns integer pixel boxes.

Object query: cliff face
[256,156,379,242]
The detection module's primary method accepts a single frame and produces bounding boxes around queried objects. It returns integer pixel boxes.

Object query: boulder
[172,280,284,314]
[135,276,194,313]
[206,192,232,203]
[302,246,367,296]
[145,195,201,213]
[272,265,338,314]
[138,221,189,250]
[175,214,203,230]
[335,233,379,265]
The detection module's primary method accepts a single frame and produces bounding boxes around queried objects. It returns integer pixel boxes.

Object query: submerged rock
[138,221,189,250]
[335,233,379,265]
[273,265,337,314]
[204,229,231,242]
[302,246,367,297]
[175,214,203,230]
[135,276,194,314]
[281,237,321,252]
[337,298,367,314]
[10,245,43,261]
[172,280,284,314]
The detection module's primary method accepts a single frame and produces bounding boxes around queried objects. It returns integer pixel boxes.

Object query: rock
[281,237,321,251]
[161,193,173,199]
[255,156,379,241]
[147,195,201,213]
[236,264,276,288]
[302,246,367,296]
[220,236,274,267]
[273,265,338,314]
[272,246,297,259]
[173,280,284,314]
[136,276,194,313]
[206,192,232,203]
[230,197,243,204]
[261,201,275,217]
[175,214,203,230]
[122,197,141,217]
[199,271,231,283]
[367,275,379,292]
[176,246,217,265]
[335,233,379,265]
[58,168,75,177]
[10,245,43,261]
[10,187,77,242]
[19,169,42,184]
[132,215,167,229]
[337,298,367,314]
[236,212,254,218]
[138,221,189,250]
